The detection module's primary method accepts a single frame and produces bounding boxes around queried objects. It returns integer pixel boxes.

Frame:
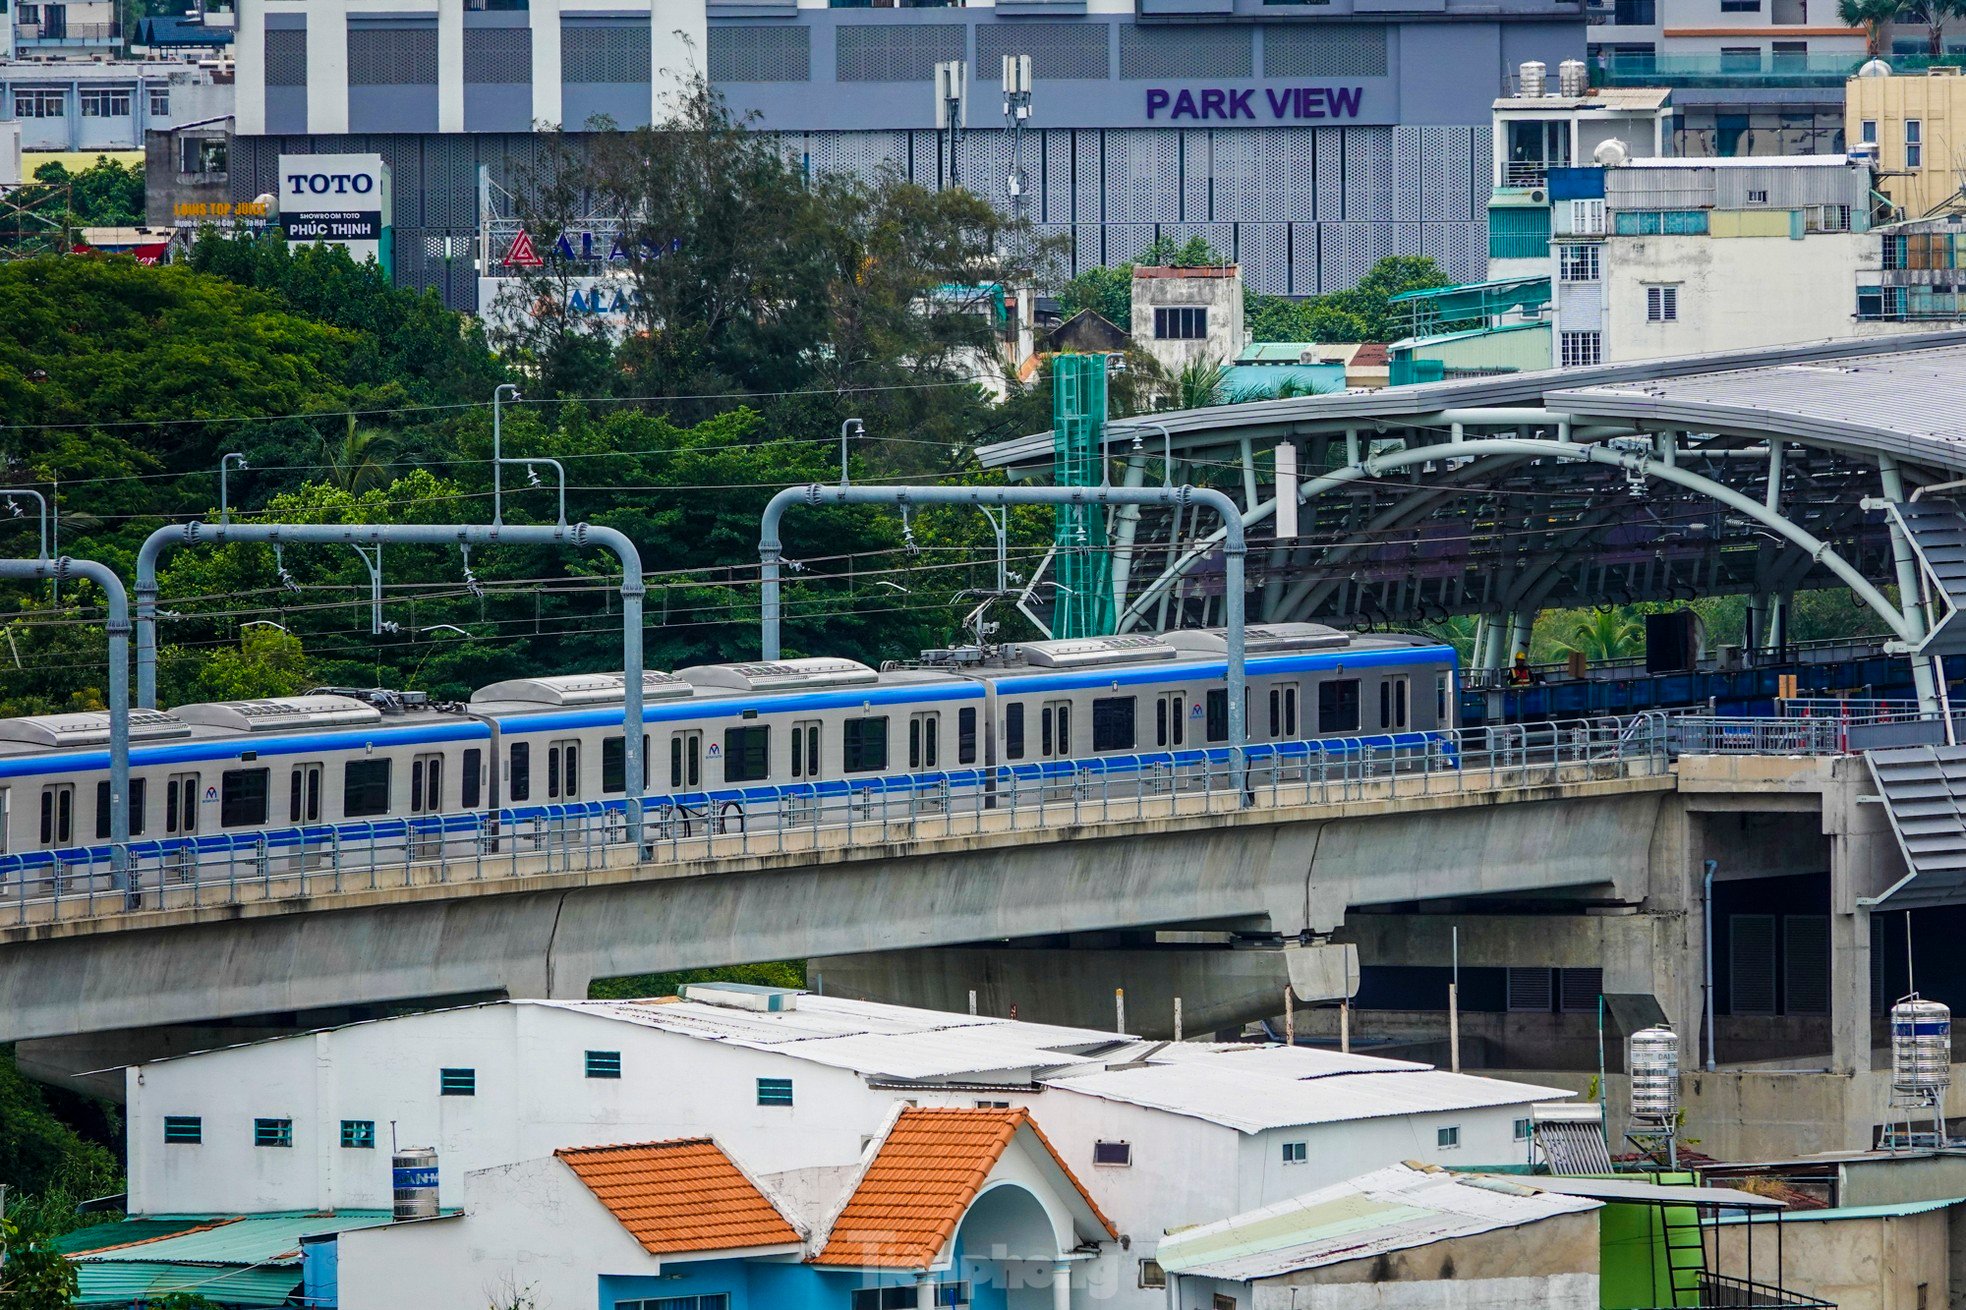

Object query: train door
[1379,676,1410,731]
[39,783,73,849]
[290,763,323,825]
[545,739,580,803]
[789,719,821,825]
[909,711,944,814]
[410,752,445,858]
[163,771,199,879]
[668,730,703,836]
[1154,691,1187,794]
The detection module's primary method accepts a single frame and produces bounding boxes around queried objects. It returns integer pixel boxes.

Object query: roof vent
[680,658,879,692]
[680,982,802,1013]
[1010,635,1176,669]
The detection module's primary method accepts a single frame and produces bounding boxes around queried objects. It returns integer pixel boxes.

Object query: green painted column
[1051,354,1116,637]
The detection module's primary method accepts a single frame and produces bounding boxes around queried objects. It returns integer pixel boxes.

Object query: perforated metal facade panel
[976,22,1108,80]
[463,28,531,84]
[1237,222,1290,293]
[835,24,966,83]
[1042,130,1076,223]
[263,29,308,87]
[1315,127,1345,221]
[1394,125,1422,221]
[1105,129,1179,222]
[349,26,438,86]
[708,25,811,83]
[911,128,943,187]
[1075,130,1103,225]
[1345,127,1395,228]
[806,130,907,185]
[1262,24,1387,78]
[562,22,652,84]
[1291,221,1321,294]
[1106,222,1154,266]
[1118,24,1251,80]
[1181,131,1211,221]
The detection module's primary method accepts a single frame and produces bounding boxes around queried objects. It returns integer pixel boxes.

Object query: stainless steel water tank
[1891,996,1952,1105]
[392,1146,439,1221]
[1628,1025,1680,1126]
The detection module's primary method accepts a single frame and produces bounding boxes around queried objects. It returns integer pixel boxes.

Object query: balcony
[15,20,123,45]
[1592,51,1861,87]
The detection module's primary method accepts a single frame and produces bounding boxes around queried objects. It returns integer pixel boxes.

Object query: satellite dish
[1594,138,1630,167]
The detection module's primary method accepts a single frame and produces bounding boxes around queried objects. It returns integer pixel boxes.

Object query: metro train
[0,623,1457,877]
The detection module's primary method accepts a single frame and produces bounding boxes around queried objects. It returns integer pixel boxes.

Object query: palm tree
[321,416,401,495]
[1557,609,1642,663]
[1841,0,1905,57]
[1162,356,1228,410]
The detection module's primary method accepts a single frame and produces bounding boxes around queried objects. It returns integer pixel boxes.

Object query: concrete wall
[1707,1209,1954,1310]
[1846,72,1966,220]
[1132,269,1247,376]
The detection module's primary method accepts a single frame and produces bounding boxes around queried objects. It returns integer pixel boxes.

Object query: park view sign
[1145,86,1366,121]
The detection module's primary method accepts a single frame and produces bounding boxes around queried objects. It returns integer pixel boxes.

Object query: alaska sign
[1145,86,1366,121]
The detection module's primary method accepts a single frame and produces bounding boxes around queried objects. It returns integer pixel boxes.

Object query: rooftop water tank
[1558,59,1588,97]
[1594,138,1630,168]
[1891,996,1952,1106]
[1519,61,1546,97]
[1859,57,1894,77]
[1628,1025,1680,1127]
[392,1147,439,1221]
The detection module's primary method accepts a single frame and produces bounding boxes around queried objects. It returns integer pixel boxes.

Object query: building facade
[226,0,1588,306]
[1846,65,1966,219]
[1,58,234,154]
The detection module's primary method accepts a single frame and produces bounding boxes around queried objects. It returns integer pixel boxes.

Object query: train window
[220,768,271,828]
[842,717,888,774]
[40,784,73,847]
[909,713,939,770]
[411,753,444,814]
[791,721,821,779]
[958,708,977,765]
[724,726,771,783]
[1380,677,1409,730]
[1040,705,1053,757]
[671,731,702,790]
[1157,694,1185,748]
[600,736,651,794]
[1004,703,1026,760]
[1268,687,1298,739]
[343,759,392,818]
[166,772,200,835]
[546,745,560,799]
[1205,689,1228,743]
[290,765,322,824]
[509,743,531,802]
[1318,679,1361,734]
[95,778,147,839]
[1092,697,1136,752]
[462,749,483,808]
[0,787,8,852]
[1436,673,1451,727]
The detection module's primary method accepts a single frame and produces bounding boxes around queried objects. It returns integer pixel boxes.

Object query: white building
[1130,265,1247,380]
[124,986,1567,1310]
[1,58,234,153]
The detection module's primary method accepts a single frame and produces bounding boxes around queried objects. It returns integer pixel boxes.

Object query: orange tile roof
[813,1107,1116,1270]
[556,1138,802,1256]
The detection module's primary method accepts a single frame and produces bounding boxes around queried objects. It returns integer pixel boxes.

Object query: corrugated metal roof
[1521,1177,1785,1209]
[49,1218,213,1255]
[75,1262,304,1307]
[1712,1196,1966,1223]
[71,1211,393,1265]
[1863,744,1966,908]
[1155,1164,1600,1281]
[1050,1057,1566,1133]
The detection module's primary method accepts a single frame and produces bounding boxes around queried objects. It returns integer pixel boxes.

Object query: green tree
[0,158,144,251]
[1841,0,1904,55]
[1556,609,1642,662]
[1056,264,1134,329]
[590,960,807,1000]
[0,1212,77,1310]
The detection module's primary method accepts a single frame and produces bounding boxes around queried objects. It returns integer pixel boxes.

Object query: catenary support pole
[759,482,1250,791]
[134,521,646,843]
[0,557,129,886]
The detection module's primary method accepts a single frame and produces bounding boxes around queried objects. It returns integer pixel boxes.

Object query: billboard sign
[277,153,393,275]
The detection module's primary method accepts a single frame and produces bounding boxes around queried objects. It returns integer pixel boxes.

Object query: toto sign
[276,153,393,274]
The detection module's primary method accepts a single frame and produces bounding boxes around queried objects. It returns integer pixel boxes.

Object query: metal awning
[1863,745,1966,908]
[1879,496,1966,655]
[1522,1177,1788,1209]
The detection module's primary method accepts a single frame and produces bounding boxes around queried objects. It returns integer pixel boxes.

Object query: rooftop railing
[1591,52,1862,87]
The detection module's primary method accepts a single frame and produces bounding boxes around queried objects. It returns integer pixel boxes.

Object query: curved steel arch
[1119,436,1909,641]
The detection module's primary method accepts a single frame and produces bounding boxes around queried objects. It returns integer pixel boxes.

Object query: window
[908,712,939,769]
[1557,243,1600,282]
[39,784,72,846]
[1281,1140,1307,1164]
[343,760,391,817]
[164,1115,202,1144]
[341,1119,376,1149]
[586,1049,622,1079]
[1138,1260,1168,1290]
[1091,697,1136,752]
[79,89,131,116]
[1206,688,1228,743]
[782,721,816,780]
[1515,1117,1533,1141]
[957,707,977,765]
[255,1118,294,1148]
[13,91,65,118]
[1317,679,1361,734]
[1567,198,1606,236]
[1559,331,1602,367]
[975,1099,1010,1108]
[1214,1296,1238,1310]
[1805,204,1851,233]
[440,1067,476,1096]
[1862,118,1878,144]
[1092,1140,1132,1166]
[1908,119,1924,169]
[757,1077,794,1106]
[220,767,270,827]
[1646,284,1679,323]
[508,742,530,802]
[619,1297,734,1310]
[150,87,170,116]
[1745,188,1769,204]
[1004,703,1026,760]
[1153,306,1208,340]
[1719,0,1759,10]
[849,1288,966,1310]
[1379,677,1409,730]
[842,718,888,773]
[723,725,771,783]
[19,5,42,23]
[462,748,483,808]
[289,764,321,824]
[95,778,146,838]
[0,788,8,853]
[1436,1126,1461,1149]
[180,135,227,177]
